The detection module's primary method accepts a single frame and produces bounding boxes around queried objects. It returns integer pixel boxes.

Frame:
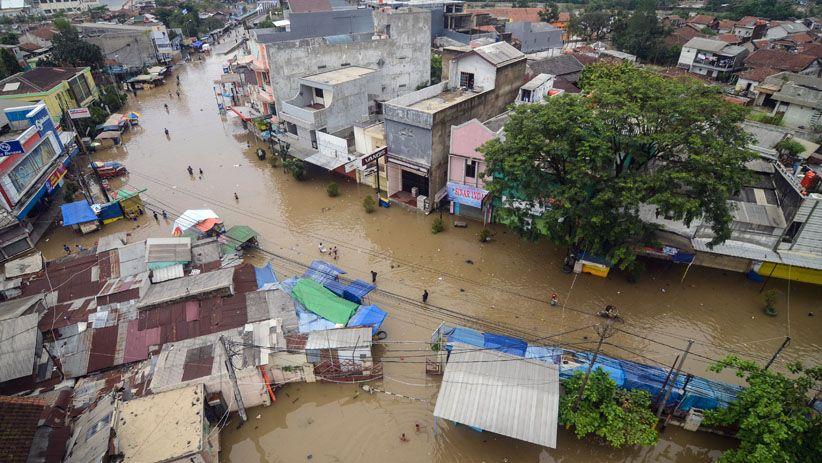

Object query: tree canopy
[559,368,659,447]
[707,0,797,20]
[0,48,22,79]
[480,63,753,269]
[705,357,822,463]
[538,3,561,23]
[568,9,613,42]
[611,0,675,64]
[49,19,104,69]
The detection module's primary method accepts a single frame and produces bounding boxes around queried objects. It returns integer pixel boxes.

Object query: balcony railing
[693,57,737,70]
[280,100,327,130]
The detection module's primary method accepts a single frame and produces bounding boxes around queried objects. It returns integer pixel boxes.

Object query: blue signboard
[447,182,488,209]
[27,105,61,151]
[0,140,25,157]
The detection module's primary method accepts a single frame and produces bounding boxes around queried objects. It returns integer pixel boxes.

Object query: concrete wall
[325,77,372,134]
[506,22,563,54]
[268,9,375,41]
[384,119,434,166]
[85,32,158,69]
[782,103,818,129]
[266,8,431,112]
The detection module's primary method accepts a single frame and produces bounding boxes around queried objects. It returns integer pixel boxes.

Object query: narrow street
[37,52,820,462]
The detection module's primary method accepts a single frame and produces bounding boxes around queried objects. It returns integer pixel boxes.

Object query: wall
[85,32,157,69]
[506,22,563,53]
[324,76,372,134]
[449,54,496,92]
[782,103,817,128]
[678,46,697,68]
[384,119,434,166]
[266,8,431,109]
[35,0,100,15]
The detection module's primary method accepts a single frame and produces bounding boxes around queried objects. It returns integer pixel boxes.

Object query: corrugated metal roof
[0,294,44,321]
[473,41,525,67]
[305,327,372,350]
[4,252,43,278]
[96,233,128,253]
[150,264,185,283]
[50,330,92,379]
[191,237,221,265]
[145,237,192,264]
[0,313,39,382]
[692,238,781,261]
[118,242,148,278]
[684,37,733,53]
[433,344,560,448]
[64,394,116,463]
[136,267,235,310]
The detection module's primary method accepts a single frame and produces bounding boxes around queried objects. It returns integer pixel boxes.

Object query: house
[527,54,585,84]
[516,73,559,104]
[114,385,219,462]
[665,26,702,47]
[766,21,810,40]
[755,72,822,129]
[677,37,749,79]
[685,14,717,31]
[0,103,78,261]
[732,16,767,40]
[505,21,563,54]
[744,49,820,76]
[0,392,71,463]
[382,41,525,211]
[18,27,55,50]
[735,66,779,93]
[352,118,388,195]
[304,327,374,377]
[0,67,99,122]
[717,19,736,34]
[76,22,175,68]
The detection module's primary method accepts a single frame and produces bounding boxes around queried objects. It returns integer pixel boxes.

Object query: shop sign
[360,147,387,167]
[68,108,92,119]
[0,140,24,157]
[447,182,488,209]
[46,164,68,193]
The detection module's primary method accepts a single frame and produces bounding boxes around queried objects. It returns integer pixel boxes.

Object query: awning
[291,279,358,325]
[227,106,258,121]
[301,151,353,171]
[61,200,97,226]
[172,209,220,236]
[95,131,121,141]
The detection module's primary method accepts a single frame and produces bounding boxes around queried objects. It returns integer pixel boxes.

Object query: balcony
[280,100,327,130]
[693,56,737,71]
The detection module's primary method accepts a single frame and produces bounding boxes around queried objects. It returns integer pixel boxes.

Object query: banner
[446,182,488,209]
[68,108,92,119]
[46,164,68,193]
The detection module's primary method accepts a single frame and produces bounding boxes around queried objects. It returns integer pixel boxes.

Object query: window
[314,87,324,98]
[285,121,298,135]
[460,72,475,89]
[317,65,327,70]
[340,62,350,67]
[465,159,477,178]
[520,89,532,102]
[9,138,58,193]
[68,74,92,104]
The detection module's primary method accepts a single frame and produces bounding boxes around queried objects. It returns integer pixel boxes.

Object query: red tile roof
[716,33,743,44]
[736,16,761,27]
[27,27,55,41]
[717,19,736,30]
[800,43,822,58]
[738,67,779,82]
[0,395,46,463]
[665,26,702,47]
[288,0,331,13]
[744,49,818,72]
[468,7,543,23]
[687,14,716,26]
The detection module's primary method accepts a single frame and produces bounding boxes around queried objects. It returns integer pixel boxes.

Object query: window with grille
[460,72,474,89]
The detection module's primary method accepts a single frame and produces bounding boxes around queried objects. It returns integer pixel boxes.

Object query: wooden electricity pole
[574,321,614,410]
[765,336,791,370]
[219,336,247,424]
[656,339,693,421]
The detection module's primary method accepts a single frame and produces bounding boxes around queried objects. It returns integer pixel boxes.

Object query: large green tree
[481,63,753,269]
[0,48,22,79]
[705,357,822,463]
[50,19,104,68]
[568,9,614,42]
[707,0,797,20]
[611,0,670,63]
[538,3,561,23]
[559,368,659,447]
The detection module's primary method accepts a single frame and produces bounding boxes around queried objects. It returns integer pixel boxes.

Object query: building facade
[77,22,174,69]
[677,37,749,80]
[32,0,100,15]
[0,67,98,123]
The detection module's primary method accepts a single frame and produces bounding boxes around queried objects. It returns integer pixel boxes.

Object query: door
[401,169,429,196]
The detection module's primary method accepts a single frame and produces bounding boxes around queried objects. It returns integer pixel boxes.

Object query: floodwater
[37,51,821,462]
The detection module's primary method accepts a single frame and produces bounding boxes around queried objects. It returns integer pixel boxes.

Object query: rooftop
[136,267,235,310]
[470,41,525,67]
[433,344,560,448]
[115,384,205,463]
[302,66,376,86]
[0,67,85,96]
[683,37,743,55]
[744,49,818,73]
[304,326,373,350]
[0,313,39,383]
[289,0,332,13]
[0,395,46,463]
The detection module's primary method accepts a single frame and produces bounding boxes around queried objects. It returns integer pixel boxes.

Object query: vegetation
[706,0,797,20]
[257,18,275,29]
[568,9,612,42]
[763,289,778,316]
[48,19,104,68]
[62,180,79,203]
[512,0,532,7]
[611,0,677,64]
[155,2,225,37]
[326,182,340,197]
[0,31,17,45]
[748,111,783,126]
[705,357,822,463]
[283,157,307,181]
[479,228,492,242]
[431,217,445,234]
[538,3,561,23]
[774,139,805,162]
[0,48,22,79]
[362,195,377,213]
[559,369,659,448]
[430,54,442,85]
[481,63,753,269]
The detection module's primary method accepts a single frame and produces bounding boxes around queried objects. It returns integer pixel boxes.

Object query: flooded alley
[37,53,820,462]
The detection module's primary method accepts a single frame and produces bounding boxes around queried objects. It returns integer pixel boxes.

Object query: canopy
[221,225,258,253]
[291,279,358,325]
[253,263,277,290]
[347,305,387,336]
[124,111,141,120]
[172,209,220,236]
[61,200,97,226]
[94,131,120,141]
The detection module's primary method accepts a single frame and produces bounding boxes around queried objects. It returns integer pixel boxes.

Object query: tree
[480,63,753,269]
[0,31,18,45]
[539,3,560,23]
[707,0,797,20]
[559,368,659,448]
[774,138,805,164]
[611,0,669,63]
[50,19,104,68]
[569,10,612,41]
[430,54,442,84]
[705,356,822,463]
[0,48,22,79]
[257,18,275,29]
[512,0,531,7]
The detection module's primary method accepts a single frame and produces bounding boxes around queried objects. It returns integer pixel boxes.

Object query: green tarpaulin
[291,279,358,325]
[222,225,258,254]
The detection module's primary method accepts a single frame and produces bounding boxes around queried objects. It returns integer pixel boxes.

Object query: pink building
[446,112,509,222]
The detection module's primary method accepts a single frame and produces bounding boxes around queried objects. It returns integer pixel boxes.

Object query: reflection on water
[37,53,818,462]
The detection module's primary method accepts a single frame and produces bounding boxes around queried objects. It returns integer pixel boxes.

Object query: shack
[60,200,100,234]
[304,327,375,379]
[220,224,258,255]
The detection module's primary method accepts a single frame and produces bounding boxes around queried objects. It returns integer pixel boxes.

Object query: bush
[326,182,339,197]
[748,111,783,126]
[283,157,307,181]
[763,289,778,316]
[62,181,79,203]
[479,228,491,242]
[431,217,445,234]
[362,195,376,213]
[268,155,279,168]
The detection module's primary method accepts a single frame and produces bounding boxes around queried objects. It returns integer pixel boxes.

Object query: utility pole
[656,339,693,422]
[574,321,614,410]
[765,336,791,370]
[219,336,247,424]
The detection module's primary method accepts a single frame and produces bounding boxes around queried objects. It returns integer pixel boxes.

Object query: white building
[32,0,100,15]
[677,37,749,79]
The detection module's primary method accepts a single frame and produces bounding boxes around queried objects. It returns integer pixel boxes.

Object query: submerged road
[37,52,821,462]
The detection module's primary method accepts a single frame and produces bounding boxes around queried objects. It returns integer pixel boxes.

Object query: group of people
[318,242,339,260]
[63,244,86,255]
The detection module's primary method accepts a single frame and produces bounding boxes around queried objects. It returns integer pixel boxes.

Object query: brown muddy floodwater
[37,53,820,462]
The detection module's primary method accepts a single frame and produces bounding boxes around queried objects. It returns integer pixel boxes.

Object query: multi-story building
[31,0,100,15]
[76,22,175,69]
[677,37,749,80]
[0,101,79,260]
[731,16,767,40]
[382,41,525,211]
[0,67,98,122]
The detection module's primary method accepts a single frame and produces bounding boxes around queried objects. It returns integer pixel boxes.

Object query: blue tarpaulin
[61,200,97,226]
[444,326,485,349]
[98,202,123,221]
[347,305,387,336]
[483,333,527,357]
[525,346,563,364]
[324,278,376,304]
[254,263,278,289]
[304,260,345,285]
[296,302,337,333]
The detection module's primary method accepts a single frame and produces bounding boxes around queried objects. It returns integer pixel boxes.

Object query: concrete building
[352,118,388,195]
[677,37,749,79]
[0,67,98,122]
[263,8,431,112]
[0,0,33,16]
[18,26,55,50]
[505,21,563,54]
[732,16,767,40]
[383,41,525,211]
[31,0,100,15]
[0,102,78,260]
[765,21,810,40]
[515,73,560,104]
[77,22,174,69]
[754,72,822,129]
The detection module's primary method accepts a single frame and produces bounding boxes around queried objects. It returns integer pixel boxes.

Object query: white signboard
[316,132,348,160]
[68,107,91,119]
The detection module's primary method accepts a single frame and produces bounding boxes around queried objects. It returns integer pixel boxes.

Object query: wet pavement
[36,52,821,462]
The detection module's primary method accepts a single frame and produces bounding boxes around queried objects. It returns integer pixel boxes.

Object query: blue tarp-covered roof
[254,263,278,290]
[324,278,376,304]
[296,301,338,333]
[347,305,387,336]
[304,260,345,285]
[443,326,485,349]
[525,346,563,364]
[61,200,97,226]
[98,202,123,221]
[483,332,527,357]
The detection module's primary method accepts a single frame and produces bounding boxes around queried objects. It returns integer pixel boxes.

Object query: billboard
[0,140,24,157]
[446,182,488,209]
[68,108,92,119]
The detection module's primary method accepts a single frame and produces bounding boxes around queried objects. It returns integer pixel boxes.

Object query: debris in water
[465,259,474,264]
[460,288,465,292]
[256,414,261,419]
[292,397,300,404]
[307,455,312,460]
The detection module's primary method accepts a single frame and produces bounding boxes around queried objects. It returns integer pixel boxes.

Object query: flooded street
[37,53,820,462]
